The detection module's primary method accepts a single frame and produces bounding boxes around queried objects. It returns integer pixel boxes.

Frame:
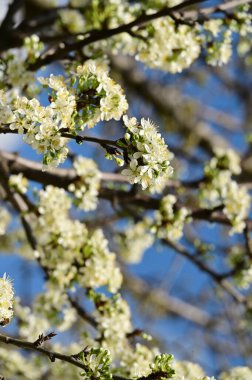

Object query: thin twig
[68,296,97,329]
[164,239,248,305]
[244,222,252,260]
[122,269,212,326]
[0,126,119,149]
[0,333,93,372]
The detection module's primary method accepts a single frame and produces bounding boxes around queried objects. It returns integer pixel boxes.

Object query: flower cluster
[203,5,252,66]
[121,116,173,191]
[228,246,252,289]
[206,30,232,66]
[58,9,86,34]
[222,181,250,234]
[35,285,77,332]
[78,229,122,293]
[9,91,73,167]
[136,18,201,73]
[35,186,122,292]
[0,207,10,236]
[0,90,15,124]
[205,148,241,176]
[93,293,132,358]
[121,343,159,379]
[200,149,251,234]
[236,5,252,65]
[0,54,36,97]
[0,273,14,326]
[24,34,44,64]
[235,265,252,290]
[14,297,51,340]
[14,283,77,340]
[51,0,251,75]
[0,59,129,168]
[172,360,206,379]
[116,219,154,264]
[76,3,252,73]
[89,292,171,379]
[73,60,128,128]
[232,4,252,36]
[68,156,101,211]
[0,35,43,97]
[153,194,189,241]
[0,347,42,380]
[220,366,252,380]
[8,174,28,194]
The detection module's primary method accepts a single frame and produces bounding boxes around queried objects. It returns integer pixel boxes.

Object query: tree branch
[122,269,212,327]
[1,150,251,228]
[0,159,37,250]
[68,296,97,329]
[0,125,119,150]
[0,0,24,32]
[164,239,249,306]
[0,333,95,373]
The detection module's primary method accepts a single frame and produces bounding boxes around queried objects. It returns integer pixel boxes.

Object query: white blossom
[35,186,122,292]
[94,294,132,358]
[35,285,77,333]
[0,90,15,124]
[136,17,201,73]
[0,42,40,97]
[58,9,86,34]
[74,59,128,128]
[206,30,232,66]
[0,273,14,326]
[0,347,42,379]
[9,91,73,167]
[79,229,122,293]
[236,266,252,289]
[24,34,44,63]
[228,247,252,289]
[121,343,159,378]
[117,219,154,264]
[204,19,223,37]
[0,207,11,236]
[208,148,241,175]
[154,194,189,241]
[1,60,128,168]
[68,156,101,211]
[172,360,205,379]
[222,181,250,234]
[200,150,250,234]
[15,300,50,340]
[121,116,173,191]
[9,174,28,194]
[220,366,252,380]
